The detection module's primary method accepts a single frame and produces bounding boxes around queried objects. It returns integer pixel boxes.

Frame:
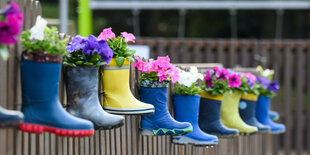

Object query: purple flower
[66,35,86,53]
[0,15,20,44]
[228,74,241,88]
[256,77,270,89]
[204,75,213,87]
[66,35,113,65]
[247,80,254,89]
[268,82,280,93]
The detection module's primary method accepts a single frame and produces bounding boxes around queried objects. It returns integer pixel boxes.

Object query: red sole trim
[19,123,94,137]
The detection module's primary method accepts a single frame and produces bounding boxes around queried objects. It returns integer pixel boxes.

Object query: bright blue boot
[0,106,23,128]
[198,94,238,137]
[269,110,280,121]
[173,95,218,145]
[256,95,285,134]
[239,94,270,133]
[140,82,193,136]
[19,60,94,137]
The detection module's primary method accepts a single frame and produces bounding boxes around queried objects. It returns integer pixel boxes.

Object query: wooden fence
[0,0,309,155]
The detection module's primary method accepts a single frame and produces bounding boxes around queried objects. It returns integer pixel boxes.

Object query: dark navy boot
[269,110,280,121]
[19,60,94,137]
[239,94,270,133]
[173,95,218,145]
[256,95,285,134]
[140,82,192,136]
[64,66,124,130]
[0,106,23,128]
[198,93,238,137]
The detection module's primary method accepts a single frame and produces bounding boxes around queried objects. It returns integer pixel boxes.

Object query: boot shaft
[199,97,221,123]
[140,87,168,119]
[21,60,61,105]
[173,95,200,125]
[256,95,270,118]
[221,91,242,114]
[239,99,256,119]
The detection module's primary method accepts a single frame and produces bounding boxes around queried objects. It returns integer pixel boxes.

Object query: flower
[178,71,193,87]
[1,2,24,27]
[166,65,179,83]
[158,70,167,82]
[66,35,113,65]
[268,82,280,93]
[241,72,257,82]
[66,35,86,53]
[228,74,241,88]
[256,77,270,89]
[204,75,213,87]
[121,32,135,43]
[155,56,170,69]
[29,16,47,40]
[98,27,115,41]
[0,15,20,44]
[190,66,204,80]
[205,69,213,76]
[216,67,229,80]
[134,57,145,71]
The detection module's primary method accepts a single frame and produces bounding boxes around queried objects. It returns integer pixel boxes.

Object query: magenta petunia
[228,74,241,88]
[134,57,145,71]
[98,27,115,41]
[121,32,135,43]
[0,15,20,44]
[216,67,229,80]
[204,75,213,87]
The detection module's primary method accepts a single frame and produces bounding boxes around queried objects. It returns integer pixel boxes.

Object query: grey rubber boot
[64,65,124,130]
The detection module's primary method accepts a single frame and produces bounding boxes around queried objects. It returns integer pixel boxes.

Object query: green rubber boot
[221,91,258,135]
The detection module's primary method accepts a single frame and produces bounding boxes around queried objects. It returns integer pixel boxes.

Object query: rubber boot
[101,59,154,115]
[140,83,193,136]
[19,60,94,137]
[0,106,23,128]
[173,95,218,145]
[269,110,280,121]
[256,95,285,134]
[221,91,258,135]
[198,92,239,137]
[239,94,270,133]
[64,66,124,130]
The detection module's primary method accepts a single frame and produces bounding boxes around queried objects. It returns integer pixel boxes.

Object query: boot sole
[0,119,23,128]
[270,129,285,134]
[173,136,218,145]
[103,107,155,115]
[19,123,94,137]
[140,126,193,136]
[239,131,257,136]
[94,120,124,130]
[216,133,239,138]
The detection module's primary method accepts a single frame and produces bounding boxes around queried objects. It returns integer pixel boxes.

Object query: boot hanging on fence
[64,66,124,130]
[19,58,94,137]
[101,59,155,115]
[239,94,270,133]
[221,91,258,135]
[140,81,193,136]
[172,94,218,145]
[198,92,239,137]
[256,95,285,134]
[0,106,23,128]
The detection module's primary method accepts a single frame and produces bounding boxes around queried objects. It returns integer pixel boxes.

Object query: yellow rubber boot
[220,91,258,135]
[101,59,155,115]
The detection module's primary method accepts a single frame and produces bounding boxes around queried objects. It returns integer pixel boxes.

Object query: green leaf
[127,56,134,62]
[0,45,9,61]
[97,62,107,66]
[115,56,125,67]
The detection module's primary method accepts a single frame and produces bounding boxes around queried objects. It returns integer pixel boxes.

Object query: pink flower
[158,70,168,82]
[0,15,20,44]
[166,65,180,83]
[205,69,213,76]
[6,2,24,27]
[156,56,170,69]
[204,75,213,87]
[121,32,135,43]
[134,57,145,71]
[216,67,229,80]
[244,73,257,82]
[98,27,115,41]
[228,74,242,88]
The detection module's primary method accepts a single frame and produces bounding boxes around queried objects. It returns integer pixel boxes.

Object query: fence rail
[0,0,309,155]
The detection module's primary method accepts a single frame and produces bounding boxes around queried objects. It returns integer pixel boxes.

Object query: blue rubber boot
[0,106,23,128]
[239,94,270,133]
[199,96,239,137]
[269,110,280,121]
[19,60,94,137]
[172,95,218,145]
[256,95,285,134]
[140,84,193,136]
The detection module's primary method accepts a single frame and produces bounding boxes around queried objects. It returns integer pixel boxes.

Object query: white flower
[29,16,47,40]
[177,66,203,87]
